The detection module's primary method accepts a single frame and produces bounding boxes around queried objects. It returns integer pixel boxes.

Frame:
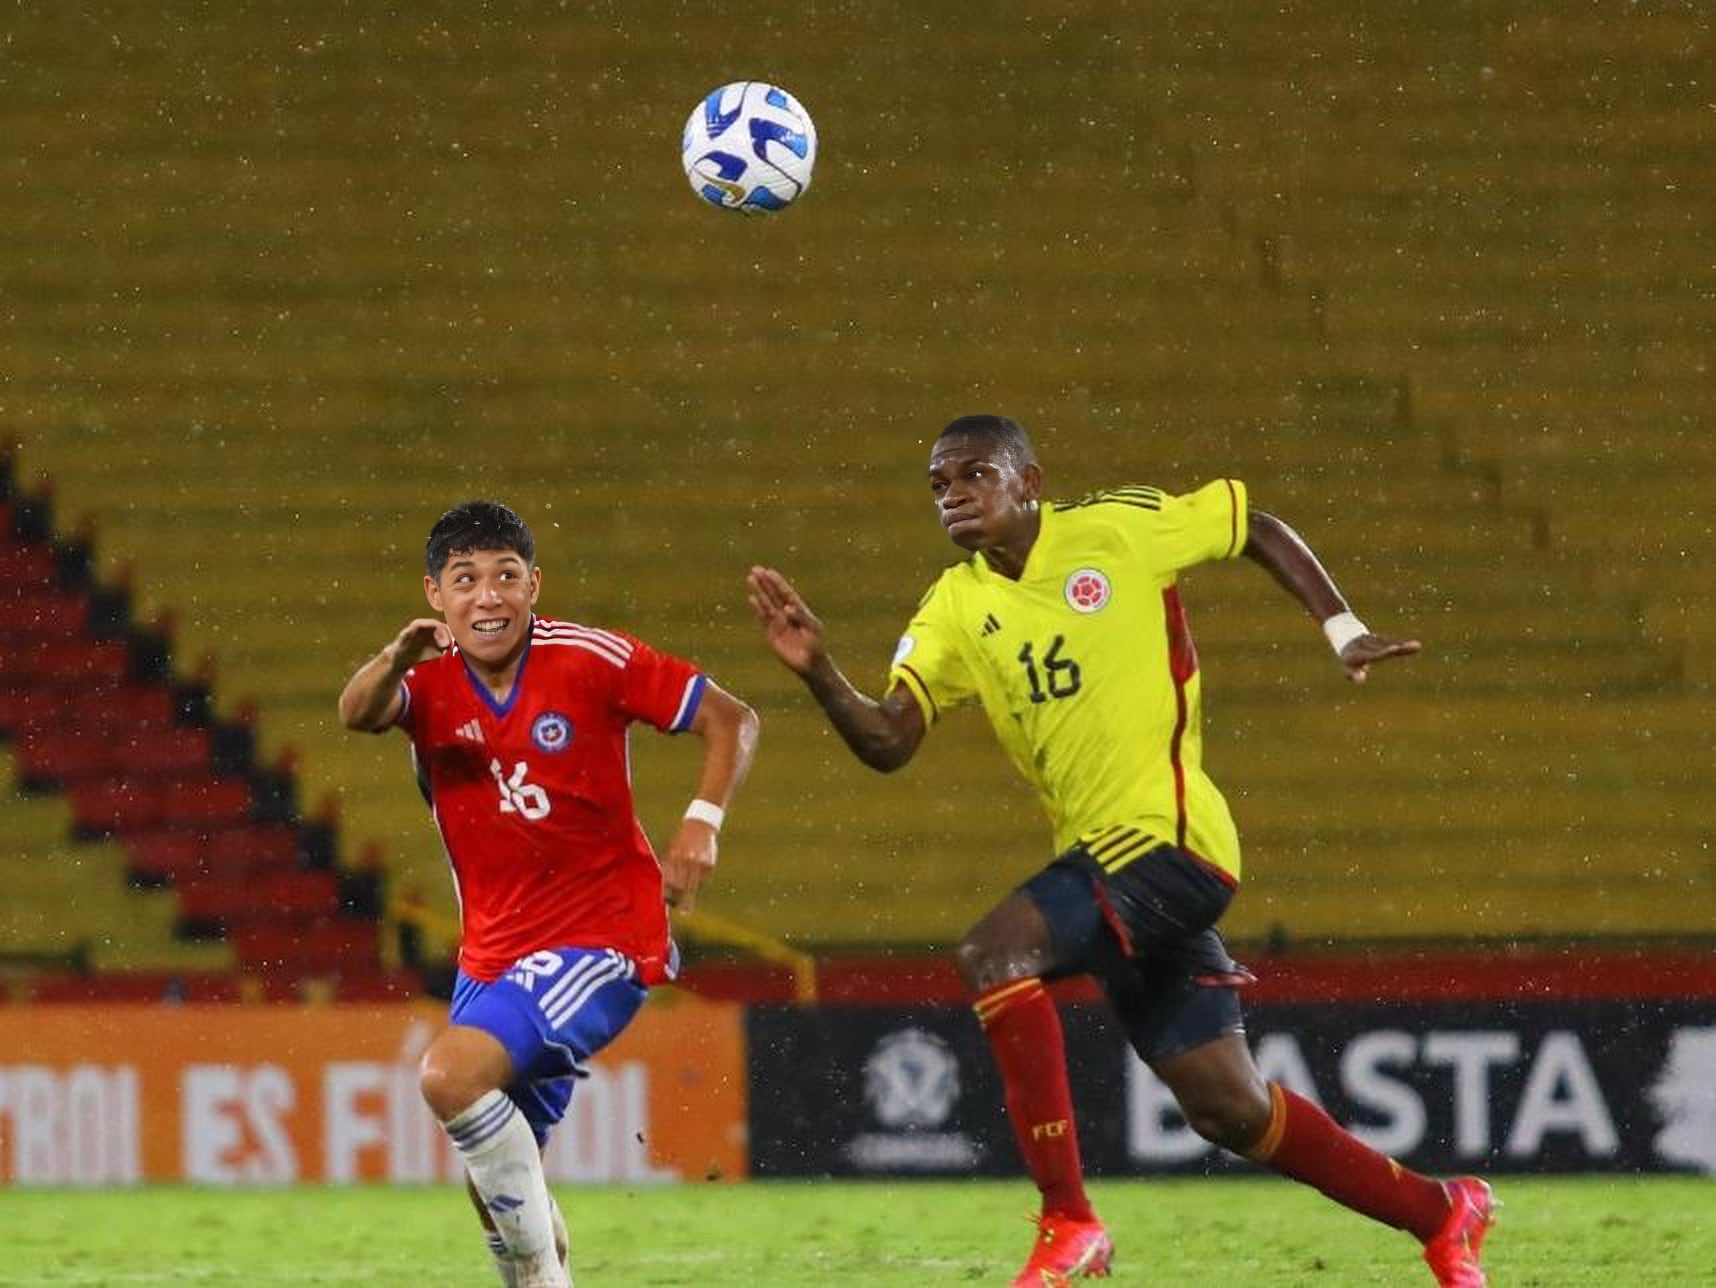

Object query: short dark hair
[425,500,535,579]
[936,414,1037,467]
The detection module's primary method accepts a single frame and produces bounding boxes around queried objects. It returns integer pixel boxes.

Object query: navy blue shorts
[1021,843,1250,1063]
[450,947,647,1145]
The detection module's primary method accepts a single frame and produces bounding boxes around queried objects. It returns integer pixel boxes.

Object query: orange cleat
[1422,1177,1496,1287]
[1011,1212,1114,1287]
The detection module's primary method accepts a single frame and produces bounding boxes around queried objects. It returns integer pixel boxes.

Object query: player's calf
[440,1089,564,1284]
[485,1198,571,1288]
[424,1028,563,1285]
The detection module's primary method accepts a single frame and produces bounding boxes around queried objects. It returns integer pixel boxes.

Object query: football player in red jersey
[340,500,758,1288]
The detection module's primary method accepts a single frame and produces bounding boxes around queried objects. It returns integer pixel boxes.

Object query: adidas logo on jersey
[456,719,483,743]
[980,613,1003,637]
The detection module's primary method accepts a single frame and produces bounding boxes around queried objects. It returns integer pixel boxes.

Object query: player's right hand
[387,618,453,670]
[747,566,825,675]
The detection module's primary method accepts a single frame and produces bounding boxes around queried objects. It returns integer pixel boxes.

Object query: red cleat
[1011,1212,1114,1287]
[1422,1177,1496,1287]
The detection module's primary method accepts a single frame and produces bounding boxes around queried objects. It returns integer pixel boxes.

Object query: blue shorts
[450,947,648,1145]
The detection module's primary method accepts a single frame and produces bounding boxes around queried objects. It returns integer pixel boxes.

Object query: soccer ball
[681,81,817,215]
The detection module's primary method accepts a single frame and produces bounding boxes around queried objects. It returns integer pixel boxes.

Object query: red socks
[1246,1082,1450,1242]
[974,981,1448,1243]
[974,978,1093,1222]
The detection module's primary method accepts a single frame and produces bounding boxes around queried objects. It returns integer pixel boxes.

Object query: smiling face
[928,431,1043,556]
[423,548,542,672]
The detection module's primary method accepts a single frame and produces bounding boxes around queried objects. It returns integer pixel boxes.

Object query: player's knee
[953,936,987,990]
[954,933,1021,993]
[1180,1087,1271,1152]
[419,1049,494,1121]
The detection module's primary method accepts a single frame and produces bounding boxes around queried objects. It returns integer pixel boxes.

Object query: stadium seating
[0,467,413,1000]
[1,1,1710,963]
[0,748,235,980]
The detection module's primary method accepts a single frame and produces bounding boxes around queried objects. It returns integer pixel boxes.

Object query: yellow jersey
[888,480,1248,880]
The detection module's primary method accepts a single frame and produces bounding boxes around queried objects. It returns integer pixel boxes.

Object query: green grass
[0,1177,1711,1286]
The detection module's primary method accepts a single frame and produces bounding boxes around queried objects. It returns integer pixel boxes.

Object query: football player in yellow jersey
[748,414,1495,1288]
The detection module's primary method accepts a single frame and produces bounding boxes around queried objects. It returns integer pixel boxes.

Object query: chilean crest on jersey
[531,710,574,753]
[1064,567,1112,614]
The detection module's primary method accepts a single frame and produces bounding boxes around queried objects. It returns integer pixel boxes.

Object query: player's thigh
[1101,926,1250,1064]
[450,947,647,1136]
[971,858,1120,982]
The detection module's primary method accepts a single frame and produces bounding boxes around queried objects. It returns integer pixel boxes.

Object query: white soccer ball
[681,81,817,215]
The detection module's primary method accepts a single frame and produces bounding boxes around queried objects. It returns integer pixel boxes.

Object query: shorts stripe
[536,952,612,1016]
[546,960,630,1029]
[539,951,633,1029]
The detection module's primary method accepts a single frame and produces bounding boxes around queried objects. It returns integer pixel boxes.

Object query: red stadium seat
[0,680,166,738]
[67,778,166,834]
[58,682,178,735]
[68,774,252,836]
[27,972,244,1004]
[0,679,71,735]
[124,823,305,885]
[9,638,129,684]
[122,830,209,884]
[169,777,253,828]
[19,727,207,795]
[0,589,87,641]
[0,544,55,584]
[232,919,380,972]
[327,970,425,1002]
[179,974,248,1003]
[213,823,303,869]
[13,726,119,787]
[109,726,212,777]
[177,870,339,927]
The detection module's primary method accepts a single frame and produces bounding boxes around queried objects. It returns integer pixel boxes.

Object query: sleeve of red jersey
[393,670,417,732]
[614,632,706,734]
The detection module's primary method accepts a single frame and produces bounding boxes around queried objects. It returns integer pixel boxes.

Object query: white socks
[486,1197,570,1288]
[486,1231,515,1287]
[444,1091,562,1282]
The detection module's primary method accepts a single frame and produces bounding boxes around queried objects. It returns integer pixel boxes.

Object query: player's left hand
[1339,632,1422,683]
[661,819,719,913]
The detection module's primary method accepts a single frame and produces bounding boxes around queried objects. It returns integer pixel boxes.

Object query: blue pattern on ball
[701,86,744,140]
[682,81,815,215]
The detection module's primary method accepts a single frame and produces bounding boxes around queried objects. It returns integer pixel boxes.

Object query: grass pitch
[1,1176,1710,1286]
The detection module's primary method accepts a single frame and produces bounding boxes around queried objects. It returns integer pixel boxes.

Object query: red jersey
[397,615,705,983]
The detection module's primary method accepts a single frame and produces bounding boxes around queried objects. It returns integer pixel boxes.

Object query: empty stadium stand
[2,1,1710,972]
[0,460,413,1001]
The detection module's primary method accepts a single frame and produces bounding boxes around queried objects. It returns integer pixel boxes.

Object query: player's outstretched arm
[747,565,926,772]
[1242,510,1422,684]
[337,618,452,731]
[660,682,760,913]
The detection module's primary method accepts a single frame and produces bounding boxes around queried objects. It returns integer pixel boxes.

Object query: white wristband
[1322,611,1369,656]
[684,799,725,831]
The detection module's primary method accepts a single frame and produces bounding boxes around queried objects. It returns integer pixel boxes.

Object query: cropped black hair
[936,414,1038,467]
[424,500,535,580]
